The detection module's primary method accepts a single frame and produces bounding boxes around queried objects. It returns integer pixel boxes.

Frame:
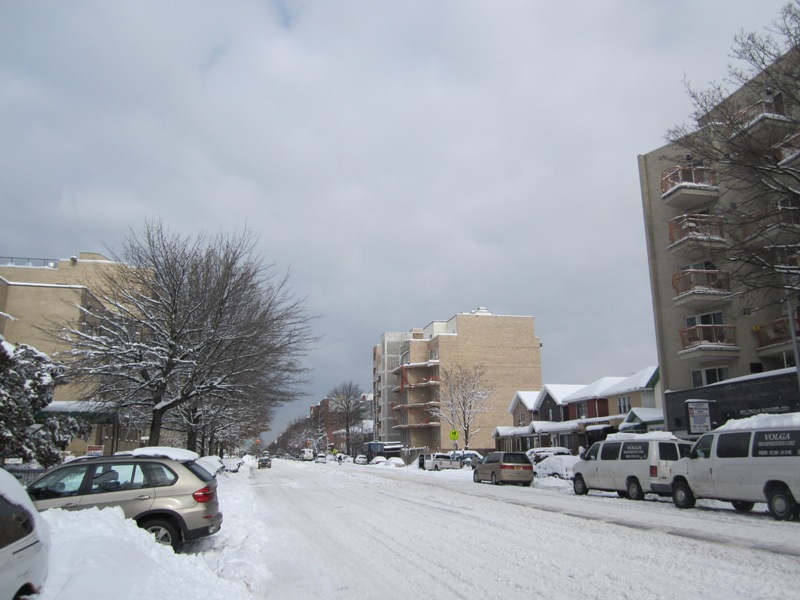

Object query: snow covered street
[39,457,800,599]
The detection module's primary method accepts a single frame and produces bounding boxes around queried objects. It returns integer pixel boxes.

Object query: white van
[418,453,463,471]
[573,432,692,500]
[670,413,800,520]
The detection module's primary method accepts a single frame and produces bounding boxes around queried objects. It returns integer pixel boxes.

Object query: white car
[0,468,50,600]
[314,453,327,463]
[369,456,387,465]
[354,455,368,465]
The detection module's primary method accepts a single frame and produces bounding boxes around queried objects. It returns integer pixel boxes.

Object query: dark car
[257,453,272,469]
[27,447,222,550]
[473,451,534,486]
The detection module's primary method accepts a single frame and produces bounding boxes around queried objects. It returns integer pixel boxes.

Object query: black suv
[27,448,223,549]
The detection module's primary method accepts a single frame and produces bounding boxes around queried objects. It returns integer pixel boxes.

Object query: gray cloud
[0,1,787,436]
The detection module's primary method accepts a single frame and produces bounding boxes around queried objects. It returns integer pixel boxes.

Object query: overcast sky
[0,1,789,440]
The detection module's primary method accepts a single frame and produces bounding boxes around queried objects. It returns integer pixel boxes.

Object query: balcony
[661,166,719,210]
[668,213,725,253]
[672,270,731,309]
[393,420,441,430]
[731,98,795,148]
[678,325,739,362]
[772,132,800,165]
[753,317,800,358]
[741,202,800,242]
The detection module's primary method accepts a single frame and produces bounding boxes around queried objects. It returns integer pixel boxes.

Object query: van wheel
[434,464,440,472]
[472,470,480,483]
[672,480,696,509]
[573,475,588,495]
[491,473,499,485]
[626,478,644,501]
[142,518,181,550]
[731,500,754,512]
[767,486,797,521]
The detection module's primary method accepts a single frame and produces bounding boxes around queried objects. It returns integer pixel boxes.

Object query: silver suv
[26,450,223,549]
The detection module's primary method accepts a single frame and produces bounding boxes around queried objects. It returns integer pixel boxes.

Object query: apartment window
[576,402,588,419]
[685,311,723,328]
[691,366,730,388]
[548,408,555,421]
[429,349,439,360]
[617,395,631,414]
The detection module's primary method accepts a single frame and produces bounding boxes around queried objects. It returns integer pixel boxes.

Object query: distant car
[448,450,484,467]
[354,455,368,465]
[27,447,223,550]
[525,447,572,464]
[533,454,580,479]
[0,468,50,600]
[386,457,405,468]
[369,456,387,465]
[473,451,534,486]
[314,453,327,463]
[257,453,272,469]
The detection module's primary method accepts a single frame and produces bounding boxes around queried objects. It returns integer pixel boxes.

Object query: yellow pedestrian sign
[449,429,459,441]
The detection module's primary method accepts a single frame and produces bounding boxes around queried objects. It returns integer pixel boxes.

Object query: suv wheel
[573,475,588,495]
[626,478,644,501]
[672,480,696,509]
[143,519,181,549]
[491,472,499,485]
[767,486,797,521]
[472,469,480,483]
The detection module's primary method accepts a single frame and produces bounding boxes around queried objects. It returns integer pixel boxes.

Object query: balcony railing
[679,325,737,349]
[772,132,800,164]
[672,269,730,296]
[668,214,725,245]
[661,166,718,195]
[1,256,59,268]
[753,317,800,348]
[741,202,800,239]
[735,98,789,127]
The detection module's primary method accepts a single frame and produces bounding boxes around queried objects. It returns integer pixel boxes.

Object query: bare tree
[59,220,316,446]
[665,1,800,309]
[430,364,493,450]
[327,381,365,456]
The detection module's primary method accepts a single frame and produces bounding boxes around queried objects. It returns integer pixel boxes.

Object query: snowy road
[252,459,800,599]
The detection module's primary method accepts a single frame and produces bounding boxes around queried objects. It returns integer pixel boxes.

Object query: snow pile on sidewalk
[38,460,269,600]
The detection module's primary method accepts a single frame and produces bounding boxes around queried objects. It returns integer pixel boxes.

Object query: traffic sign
[449,429,459,441]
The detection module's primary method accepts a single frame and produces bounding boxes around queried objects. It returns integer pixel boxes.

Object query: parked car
[534,454,580,479]
[526,446,571,464]
[386,457,406,468]
[473,452,534,486]
[314,453,327,463]
[257,453,272,469]
[670,414,800,520]
[448,450,484,467]
[354,455,368,465]
[0,468,50,600]
[369,456,387,465]
[573,434,692,500]
[419,453,463,471]
[26,447,223,550]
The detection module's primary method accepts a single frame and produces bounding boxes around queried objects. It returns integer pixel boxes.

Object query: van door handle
[136,494,152,500]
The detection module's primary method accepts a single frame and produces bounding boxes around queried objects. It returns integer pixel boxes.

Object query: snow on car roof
[606,431,681,441]
[715,412,800,431]
[130,446,200,461]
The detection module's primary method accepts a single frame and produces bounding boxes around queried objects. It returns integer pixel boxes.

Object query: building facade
[0,253,144,454]
[380,307,542,454]
[638,57,800,437]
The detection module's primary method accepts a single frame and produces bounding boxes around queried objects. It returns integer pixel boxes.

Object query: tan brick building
[0,253,143,454]
[377,307,542,454]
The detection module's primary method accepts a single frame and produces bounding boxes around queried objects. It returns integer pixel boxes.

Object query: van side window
[678,443,692,458]
[692,435,713,459]
[658,442,678,461]
[600,442,621,461]
[716,432,751,458]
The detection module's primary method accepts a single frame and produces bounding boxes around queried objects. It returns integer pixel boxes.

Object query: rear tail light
[650,466,658,477]
[501,464,532,470]
[193,486,215,503]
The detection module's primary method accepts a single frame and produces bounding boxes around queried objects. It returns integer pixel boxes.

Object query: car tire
[767,486,797,521]
[434,464,440,472]
[731,500,755,512]
[672,480,696,509]
[573,475,588,495]
[491,472,499,485]
[627,478,644,501]
[473,469,480,483]
[142,518,181,549]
